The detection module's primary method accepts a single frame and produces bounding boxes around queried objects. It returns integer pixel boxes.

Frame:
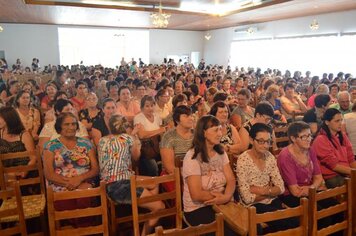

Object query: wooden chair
[0,150,46,236]
[154,213,224,236]
[0,181,27,236]
[352,169,356,235]
[131,168,182,236]
[272,124,289,156]
[213,202,248,236]
[47,181,109,236]
[248,198,308,236]
[308,179,352,236]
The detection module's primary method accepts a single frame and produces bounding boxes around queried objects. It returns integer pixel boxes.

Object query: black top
[92,116,110,137]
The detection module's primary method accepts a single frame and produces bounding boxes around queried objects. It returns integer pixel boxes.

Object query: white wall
[0,24,60,68]
[149,29,204,65]
[0,23,204,68]
[204,10,356,66]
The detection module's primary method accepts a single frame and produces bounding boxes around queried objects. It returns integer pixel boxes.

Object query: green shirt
[329,103,353,115]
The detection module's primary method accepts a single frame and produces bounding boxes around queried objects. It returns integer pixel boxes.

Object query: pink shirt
[311,130,355,179]
[115,101,140,122]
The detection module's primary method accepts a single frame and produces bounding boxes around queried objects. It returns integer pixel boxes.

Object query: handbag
[140,135,160,159]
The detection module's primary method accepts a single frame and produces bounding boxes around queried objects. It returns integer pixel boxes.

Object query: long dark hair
[0,107,25,135]
[192,115,224,163]
[319,108,343,148]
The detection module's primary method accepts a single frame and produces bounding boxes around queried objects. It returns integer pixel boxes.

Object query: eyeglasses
[297,134,312,141]
[254,138,272,145]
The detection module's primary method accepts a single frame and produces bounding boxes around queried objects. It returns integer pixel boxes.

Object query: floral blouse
[43,137,93,192]
[236,150,285,206]
[98,134,134,183]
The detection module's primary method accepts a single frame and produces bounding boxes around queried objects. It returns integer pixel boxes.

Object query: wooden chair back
[0,150,45,194]
[131,168,182,236]
[352,169,356,235]
[248,198,308,236]
[154,213,224,236]
[0,181,27,236]
[47,182,109,236]
[272,124,289,156]
[308,178,352,236]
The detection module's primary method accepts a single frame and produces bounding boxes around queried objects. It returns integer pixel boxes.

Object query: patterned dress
[43,137,93,192]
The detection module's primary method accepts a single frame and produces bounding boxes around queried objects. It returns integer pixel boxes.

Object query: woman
[230,89,255,130]
[134,95,166,177]
[0,80,20,106]
[0,107,35,174]
[277,121,324,207]
[343,102,356,157]
[22,82,40,108]
[238,102,275,152]
[78,92,103,133]
[265,85,287,123]
[204,87,218,113]
[312,108,356,188]
[328,83,339,105]
[41,82,58,111]
[70,81,88,111]
[182,115,235,236]
[154,88,171,121]
[280,83,308,122]
[99,115,164,236]
[194,75,207,96]
[209,101,242,155]
[236,123,298,234]
[116,86,140,123]
[14,90,41,141]
[106,81,120,103]
[133,82,146,103]
[42,112,99,227]
[91,98,116,146]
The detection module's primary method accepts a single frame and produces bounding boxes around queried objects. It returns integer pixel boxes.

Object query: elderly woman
[42,112,99,227]
[99,114,164,236]
[78,92,103,133]
[265,85,287,123]
[236,123,298,234]
[231,89,255,130]
[154,88,171,121]
[277,121,324,207]
[14,90,41,140]
[182,115,235,236]
[209,101,242,155]
[134,95,167,176]
[312,108,356,188]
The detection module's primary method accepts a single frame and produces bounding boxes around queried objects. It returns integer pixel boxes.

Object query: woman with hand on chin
[182,115,236,236]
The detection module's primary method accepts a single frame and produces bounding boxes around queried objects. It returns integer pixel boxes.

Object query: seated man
[329,91,353,115]
[38,99,89,151]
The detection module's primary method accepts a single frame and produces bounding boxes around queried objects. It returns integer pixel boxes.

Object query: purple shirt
[277,147,321,196]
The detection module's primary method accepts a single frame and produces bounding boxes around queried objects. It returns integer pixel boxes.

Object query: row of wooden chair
[1,150,355,236]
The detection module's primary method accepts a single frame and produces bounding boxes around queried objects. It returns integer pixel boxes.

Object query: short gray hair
[337,91,351,100]
[316,84,329,95]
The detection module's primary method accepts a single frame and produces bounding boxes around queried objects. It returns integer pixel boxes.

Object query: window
[58,27,149,67]
[230,35,356,76]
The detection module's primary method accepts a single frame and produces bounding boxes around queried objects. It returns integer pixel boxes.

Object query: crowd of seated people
[1,57,356,235]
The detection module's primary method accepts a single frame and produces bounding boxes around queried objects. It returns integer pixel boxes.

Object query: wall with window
[204,9,356,73]
[0,24,204,68]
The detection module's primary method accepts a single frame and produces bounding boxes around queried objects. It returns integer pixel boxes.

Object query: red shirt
[312,129,354,179]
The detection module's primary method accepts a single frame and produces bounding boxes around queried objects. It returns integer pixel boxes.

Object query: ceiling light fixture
[205,32,211,40]
[246,27,256,34]
[0,26,3,32]
[151,1,170,28]
[310,19,319,30]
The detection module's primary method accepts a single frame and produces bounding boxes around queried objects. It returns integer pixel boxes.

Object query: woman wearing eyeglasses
[277,121,324,207]
[236,123,298,234]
